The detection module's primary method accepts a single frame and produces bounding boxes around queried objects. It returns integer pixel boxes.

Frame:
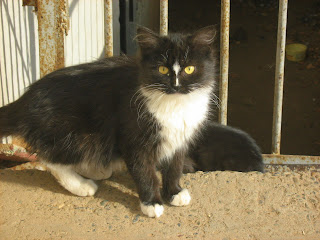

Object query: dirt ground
[1,166,319,240]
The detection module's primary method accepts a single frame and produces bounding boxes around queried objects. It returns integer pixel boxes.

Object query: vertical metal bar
[219,0,230,125]
[37,0,66,78]
[160,0,168,36]
[104,0,113,57]
[272,0,288,154]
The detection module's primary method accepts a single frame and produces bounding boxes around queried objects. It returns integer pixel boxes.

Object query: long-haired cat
[185,123,264,173]
[0,26,217,218]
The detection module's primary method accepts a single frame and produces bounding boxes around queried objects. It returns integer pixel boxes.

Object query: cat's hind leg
[44,162,98,197]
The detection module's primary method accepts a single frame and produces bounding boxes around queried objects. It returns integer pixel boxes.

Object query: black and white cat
[0,26,217,218]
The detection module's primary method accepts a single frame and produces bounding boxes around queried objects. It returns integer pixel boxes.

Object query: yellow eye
[159,66,169,75]
[184,66,195,74]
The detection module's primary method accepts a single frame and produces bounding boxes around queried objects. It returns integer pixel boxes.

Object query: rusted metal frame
[219,0,230,125]
[22,0,37,7]
[160,0,168,36]
[263,154,320,165]
[36,0,69,78]
[104,0,113,57]
[271,0,288,154]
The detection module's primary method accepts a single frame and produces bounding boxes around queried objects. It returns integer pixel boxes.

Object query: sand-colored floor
[0,167,319,240]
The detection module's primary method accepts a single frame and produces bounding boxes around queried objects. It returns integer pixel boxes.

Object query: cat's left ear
[191,25,217,46]
[135,26,161,52]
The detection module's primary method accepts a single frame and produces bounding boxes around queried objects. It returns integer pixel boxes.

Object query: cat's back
[17,56,139,113]
[10,56,139,133]
[32,56,139,90]
[5,56,139,162]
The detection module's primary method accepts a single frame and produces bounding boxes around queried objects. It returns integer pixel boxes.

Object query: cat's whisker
[188,83,206,92]
[137,92,153,122]
[161,54,167,61]
[184,46,190,61]
[130,84,164,107]
[131,84,166,108]
[210,93,221,109]
[136,88,166,123]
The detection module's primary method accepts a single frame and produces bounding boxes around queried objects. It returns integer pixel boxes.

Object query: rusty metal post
[105,0,113,57]
[37,0,69,78]
[22,0,36,6]
[219,0,230,125]
[160,0,168,36]
[263,154,320,165]
[271,0,288,154]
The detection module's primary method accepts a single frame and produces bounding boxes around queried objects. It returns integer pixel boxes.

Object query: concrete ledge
[0,168,319,239]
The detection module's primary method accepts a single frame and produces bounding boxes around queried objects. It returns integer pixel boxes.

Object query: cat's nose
[172,84,181,92]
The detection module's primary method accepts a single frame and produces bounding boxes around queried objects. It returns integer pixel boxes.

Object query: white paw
[170,189,191,206]
[140,203,164,218]
[71,179,98,197]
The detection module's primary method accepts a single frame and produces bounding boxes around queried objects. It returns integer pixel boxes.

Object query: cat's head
[136,26,217,95]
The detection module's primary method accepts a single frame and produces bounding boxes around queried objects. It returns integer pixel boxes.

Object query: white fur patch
[74,158,126,180]
[141,86,212,161]
[45,163,98,197]
[173,61,181,86]
[140,203,164,218]
[74,161,113,180]
[170,189,191,206]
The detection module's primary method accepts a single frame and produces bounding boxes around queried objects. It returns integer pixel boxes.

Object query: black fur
[0,26,217,213]
[185,123,264,173]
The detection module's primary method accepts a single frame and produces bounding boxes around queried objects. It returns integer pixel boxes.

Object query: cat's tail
[0,103,20,137]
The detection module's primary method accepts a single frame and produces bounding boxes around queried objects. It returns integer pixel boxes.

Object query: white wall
[65,0,120,66]
[0,0,40,144]
[0,0,120,144]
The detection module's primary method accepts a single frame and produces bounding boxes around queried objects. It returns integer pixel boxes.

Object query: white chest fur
[141,87,212,161]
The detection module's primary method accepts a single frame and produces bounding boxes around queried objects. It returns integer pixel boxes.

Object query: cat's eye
[159,66,169,75]
[184,66,195,74]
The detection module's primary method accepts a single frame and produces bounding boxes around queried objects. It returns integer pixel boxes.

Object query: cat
[0,26,217,218]
[184,123,264,173]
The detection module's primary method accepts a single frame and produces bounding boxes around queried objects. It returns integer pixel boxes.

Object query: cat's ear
[136,26,161,52]
[191,25,217,46]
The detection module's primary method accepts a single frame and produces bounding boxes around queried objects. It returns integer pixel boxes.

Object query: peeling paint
[160,0,168,36]
[105,0,113,57]
[263,154,320,165]
[219,0,230,125]
[22,0,37,7]
[37,0,69,77]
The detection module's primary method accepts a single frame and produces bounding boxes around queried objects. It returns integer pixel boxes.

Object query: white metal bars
[160,0,168,36]
[271,0,288,154]
[219,0,230,125]
[104,0,113,57]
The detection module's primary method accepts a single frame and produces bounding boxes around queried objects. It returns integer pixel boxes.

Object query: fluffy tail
[0,103,19,137]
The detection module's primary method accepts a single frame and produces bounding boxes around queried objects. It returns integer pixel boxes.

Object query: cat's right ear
[135,27,161,52]
[191,25,217,46]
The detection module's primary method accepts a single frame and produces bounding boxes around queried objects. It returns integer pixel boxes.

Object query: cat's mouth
[165,87,190,95]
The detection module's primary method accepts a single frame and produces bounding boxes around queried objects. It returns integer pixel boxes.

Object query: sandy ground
[1,167,319,240]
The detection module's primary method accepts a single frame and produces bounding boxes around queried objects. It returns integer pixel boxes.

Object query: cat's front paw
[71,179,98,197]
[170,188,191,206]
[140,203,164,218]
